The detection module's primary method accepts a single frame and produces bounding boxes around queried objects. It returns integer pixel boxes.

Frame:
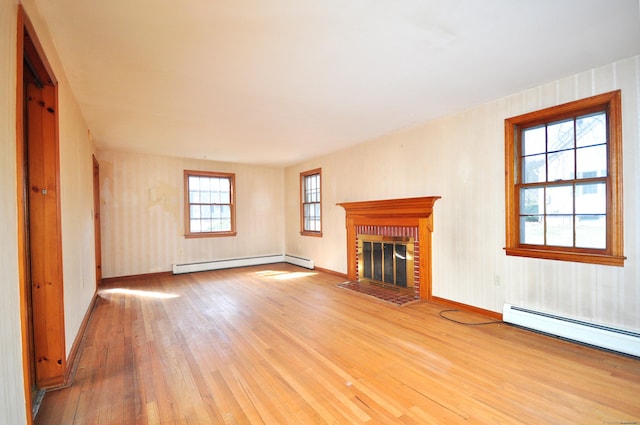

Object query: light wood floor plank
[35,264,640,424]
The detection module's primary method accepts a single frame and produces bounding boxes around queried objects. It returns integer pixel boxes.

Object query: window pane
[576,112,606,148]
[208,177,218,193]
[546,215,573,246]
[220,205,231,219]
[191,205,200,219]
[576,144,606,178]
[199,177,209,191]
[200,190,211,204]
[201,219,212,232]
[522,154,546,183]
[220,177,230,192]
[521,187,544,215]
[189,191,200,203]
[190,219,201,233]
[189,176,200,190]
[522,126,546,155]
[220,188,230,204]
[576,215,606,249]
[546,185,573,214]
[304,174,320,203]
[547,150,574,181]
[547,119,574,152]
[200,205,211,219]
[521,216,543,244]
[576,182,605,214]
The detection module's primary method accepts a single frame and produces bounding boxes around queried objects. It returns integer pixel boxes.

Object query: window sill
[185,231,237,239]
[300,231,322,237]
[505,247,625,267]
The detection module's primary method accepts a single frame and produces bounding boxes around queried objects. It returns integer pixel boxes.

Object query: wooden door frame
[16,6,65,423]
[93,155,102,287]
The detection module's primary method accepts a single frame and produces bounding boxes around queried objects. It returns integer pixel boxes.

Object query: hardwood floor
[35,264,640,424]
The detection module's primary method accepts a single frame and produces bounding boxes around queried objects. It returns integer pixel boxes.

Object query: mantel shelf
[337,196,441,218]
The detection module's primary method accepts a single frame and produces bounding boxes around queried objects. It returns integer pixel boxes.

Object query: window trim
[504,90,624,266]
[184,170,237,238]
[300,168,322,237]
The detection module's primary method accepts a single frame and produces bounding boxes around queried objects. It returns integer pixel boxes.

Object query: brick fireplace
[337,197,440,300]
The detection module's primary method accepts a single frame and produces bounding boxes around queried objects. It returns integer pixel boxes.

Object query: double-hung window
[300,168,322,236]
[504,90,624,266]
[184,170,236,237]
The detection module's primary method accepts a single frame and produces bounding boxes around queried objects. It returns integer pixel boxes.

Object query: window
[184,170,236,237]
[300,168,322,236]
[505,90,624,266]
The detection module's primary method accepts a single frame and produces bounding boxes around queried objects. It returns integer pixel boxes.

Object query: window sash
[504,90,624,266]
[184,170,236,237]
[300,169,322,235]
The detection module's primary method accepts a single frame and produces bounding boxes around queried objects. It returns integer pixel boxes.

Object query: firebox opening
[358,235,415,289]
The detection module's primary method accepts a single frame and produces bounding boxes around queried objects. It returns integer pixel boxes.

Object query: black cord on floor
[438,309,503,326]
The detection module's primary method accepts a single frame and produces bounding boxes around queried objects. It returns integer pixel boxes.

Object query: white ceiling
[34,0,640,166]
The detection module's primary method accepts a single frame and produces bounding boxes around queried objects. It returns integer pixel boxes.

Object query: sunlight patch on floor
[255,270,318,280]
[101,288,180,299]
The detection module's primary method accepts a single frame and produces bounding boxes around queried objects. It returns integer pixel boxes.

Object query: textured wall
[285,56,640,331]
[97,150,285,278]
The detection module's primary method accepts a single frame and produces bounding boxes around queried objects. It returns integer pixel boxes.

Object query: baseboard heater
[172,254,314,274]
[503,304,640,357]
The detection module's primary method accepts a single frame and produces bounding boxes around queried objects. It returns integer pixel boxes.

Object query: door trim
[16,6,65,423]
[93,155,102,287]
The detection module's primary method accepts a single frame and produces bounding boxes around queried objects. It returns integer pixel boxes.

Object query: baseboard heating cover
[503,304,640,357]
[173,254,314,274]
[283,254,315,269]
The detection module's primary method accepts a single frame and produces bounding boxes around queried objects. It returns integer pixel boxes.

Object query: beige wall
[0,2,97,424]
[285,56,640,332]
[97,150,285,278]
[0,1,26,424]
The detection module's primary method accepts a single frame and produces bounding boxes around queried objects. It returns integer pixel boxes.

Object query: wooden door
[93,155,102,286]
[26,82,67,388]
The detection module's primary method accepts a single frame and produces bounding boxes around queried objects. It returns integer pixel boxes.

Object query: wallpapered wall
[97,150,285,278]
[285,56,640,332]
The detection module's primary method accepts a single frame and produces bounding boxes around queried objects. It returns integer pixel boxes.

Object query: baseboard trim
[63,291,100,388]
[431,296,502,321]
[314,266,347,279]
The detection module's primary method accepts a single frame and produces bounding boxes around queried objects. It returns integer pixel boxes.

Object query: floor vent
[173,254,314,274]
[503,304,640,357]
